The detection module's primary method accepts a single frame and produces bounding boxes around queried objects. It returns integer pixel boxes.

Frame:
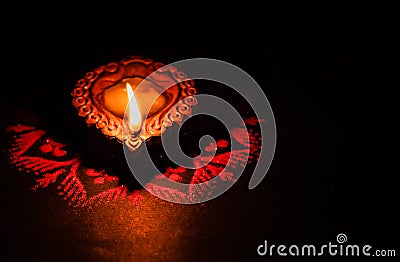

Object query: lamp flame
[126,82,142,131]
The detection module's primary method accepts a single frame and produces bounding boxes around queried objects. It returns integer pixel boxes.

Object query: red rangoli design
[4,119,262,207]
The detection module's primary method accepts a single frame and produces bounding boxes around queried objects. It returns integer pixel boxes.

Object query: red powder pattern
[205,139,229,152]
[244,116,265,126]
[231,128,261,163]
[39,138,67,157]
[5,125,143,208]
[163,166,187,183]
[128,190,144,205]
[186,149,249,201]
[4,119,262,206]
[5,124,35,133]
[8,129,46,160]
[82,186,132,208]
[146,183,190,203]
[148,120,263,203]
[216,139,229,148]
[85,169,119,184]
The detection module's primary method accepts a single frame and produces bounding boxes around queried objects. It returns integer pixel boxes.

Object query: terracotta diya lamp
[71,56,197,151]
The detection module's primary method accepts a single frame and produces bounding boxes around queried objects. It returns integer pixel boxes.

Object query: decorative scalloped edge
[71,56,197,151]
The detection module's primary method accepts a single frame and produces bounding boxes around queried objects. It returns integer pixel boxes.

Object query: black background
[1,12,397,261]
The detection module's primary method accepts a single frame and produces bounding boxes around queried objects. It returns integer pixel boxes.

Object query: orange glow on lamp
[71,56,197,151]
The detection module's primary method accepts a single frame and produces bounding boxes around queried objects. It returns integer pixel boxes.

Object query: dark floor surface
[1,15,397,261]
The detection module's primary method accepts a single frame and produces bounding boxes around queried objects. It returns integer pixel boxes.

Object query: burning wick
[71,57,198,151]
[126,82,142,132]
